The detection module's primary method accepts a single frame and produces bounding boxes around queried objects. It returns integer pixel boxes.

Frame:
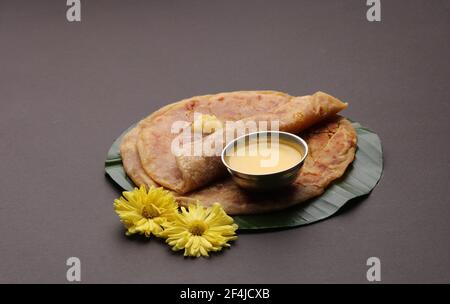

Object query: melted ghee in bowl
[224,139,303,175]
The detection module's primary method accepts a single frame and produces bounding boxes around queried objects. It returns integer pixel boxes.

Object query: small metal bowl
[221,131,308,191]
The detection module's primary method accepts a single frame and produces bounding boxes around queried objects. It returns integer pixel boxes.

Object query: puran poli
[120,126,158,187]
[135,91,348,194]
[176,116,357,215]
[120,99,188,188]
[175,92,348,193]
[134,91,291,192]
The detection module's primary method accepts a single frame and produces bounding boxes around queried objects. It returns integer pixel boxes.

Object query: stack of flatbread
[120,91,357,215]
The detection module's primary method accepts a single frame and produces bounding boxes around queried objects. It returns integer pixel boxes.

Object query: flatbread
[120,126,158,187]
[176,116,357,215]
[175,92,348,193]
[120,99,185,187]
[136,91,293,192]
[135,91,347,193]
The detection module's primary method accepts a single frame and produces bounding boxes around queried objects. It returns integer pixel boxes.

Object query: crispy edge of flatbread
[176,116,357,215]
[120,126,158,188]
[119,100,189,188]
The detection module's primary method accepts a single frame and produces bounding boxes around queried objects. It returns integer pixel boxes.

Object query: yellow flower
[161,203,238,257]
[114,185,178,237]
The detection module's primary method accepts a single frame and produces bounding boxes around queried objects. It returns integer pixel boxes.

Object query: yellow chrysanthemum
[161,203,238,257]
[114,185,178,237]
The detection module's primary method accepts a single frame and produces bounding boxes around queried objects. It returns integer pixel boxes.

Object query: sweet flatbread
[176,116,357,215]
[120,125,158,187]
[135,91,347,194]
[133,91,290,192]
[120,100,184,187]
[175,92,348,193]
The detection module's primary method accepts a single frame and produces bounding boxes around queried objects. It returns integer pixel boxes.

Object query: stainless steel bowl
[221,131,308,191]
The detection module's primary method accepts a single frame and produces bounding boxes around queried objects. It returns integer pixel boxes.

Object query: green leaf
[105,121,383,230]
[105,125,136,192]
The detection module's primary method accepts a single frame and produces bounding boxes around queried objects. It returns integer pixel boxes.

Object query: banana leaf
[105,121,383,230]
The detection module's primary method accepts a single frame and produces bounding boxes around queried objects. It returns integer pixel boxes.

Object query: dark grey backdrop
[1,0,449,283]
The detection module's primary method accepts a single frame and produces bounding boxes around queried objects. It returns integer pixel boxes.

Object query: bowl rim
[220,130,309,177]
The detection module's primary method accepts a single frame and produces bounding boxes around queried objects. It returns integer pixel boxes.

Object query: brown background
[0,0,449,283]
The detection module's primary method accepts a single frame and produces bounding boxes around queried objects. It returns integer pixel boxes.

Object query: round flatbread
[134,91,347,194]
[120,99,187,187]
[177,116,357,215]
[120,126,157,187]
[136,91,292,192]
